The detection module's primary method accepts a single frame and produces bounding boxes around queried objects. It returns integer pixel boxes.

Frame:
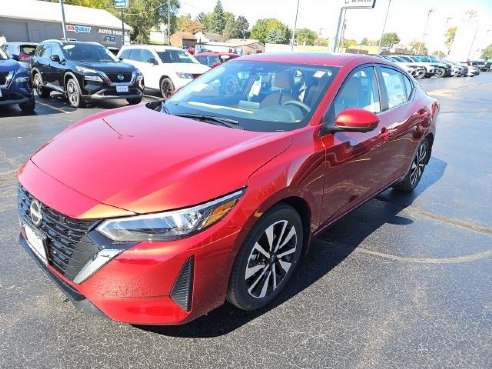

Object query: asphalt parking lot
[0,76,491,369]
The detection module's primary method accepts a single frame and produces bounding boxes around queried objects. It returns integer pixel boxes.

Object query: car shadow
[135,157,447,338]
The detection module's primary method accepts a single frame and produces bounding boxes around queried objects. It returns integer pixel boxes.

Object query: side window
[140,49,154,63]
[402,74,413,99]
[333,66,381,117]
[380,67,408,109]
[51,44,64,59]
[39,44,51,59]
[119,49,131,59]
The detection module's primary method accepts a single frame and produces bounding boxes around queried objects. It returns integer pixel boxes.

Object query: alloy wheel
[409,142,427,186]
[244,220,298,299]
[67,80,79,107]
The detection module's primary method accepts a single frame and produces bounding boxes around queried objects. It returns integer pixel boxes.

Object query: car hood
[0,59,21,72]
[30,105,292,214]
[77,61,136,73]
[158,62,210,74]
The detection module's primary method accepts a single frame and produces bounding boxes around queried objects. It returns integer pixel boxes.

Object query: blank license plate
[116,86,129,93]
[23,223,48,265]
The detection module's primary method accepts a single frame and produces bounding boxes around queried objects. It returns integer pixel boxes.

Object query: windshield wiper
[173,113,240,129]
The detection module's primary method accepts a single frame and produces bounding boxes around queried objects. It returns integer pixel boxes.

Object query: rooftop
[0,0,132,31]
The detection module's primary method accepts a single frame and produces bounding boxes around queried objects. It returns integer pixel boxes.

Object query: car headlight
[96,189,245,242]
[176,72,193,79]
[76,66,98,74]
[84,75,103,82]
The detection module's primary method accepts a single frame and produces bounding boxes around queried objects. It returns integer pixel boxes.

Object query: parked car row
[379,54,488,79]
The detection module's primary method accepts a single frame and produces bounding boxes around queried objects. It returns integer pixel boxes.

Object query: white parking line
[35,100,71,114]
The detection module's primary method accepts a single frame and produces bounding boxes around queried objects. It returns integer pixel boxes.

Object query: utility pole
[290,0,300,51]
[377,0,392,53]
[60,0,67,40]
[167,0,171,45]
[121,8,125,46]
[333,7,347,53]
[418,9,435,54]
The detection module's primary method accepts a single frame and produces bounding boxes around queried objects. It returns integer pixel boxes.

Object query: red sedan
[196,51,239,68]
[17,53,438,325]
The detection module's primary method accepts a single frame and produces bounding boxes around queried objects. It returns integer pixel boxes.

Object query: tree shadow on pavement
[136,157,447,338]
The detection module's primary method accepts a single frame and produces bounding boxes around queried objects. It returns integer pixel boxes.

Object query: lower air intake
[170,257,194,312]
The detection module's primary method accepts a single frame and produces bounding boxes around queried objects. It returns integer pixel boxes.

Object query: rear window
[156,49,196,64]
[19,45,36,56]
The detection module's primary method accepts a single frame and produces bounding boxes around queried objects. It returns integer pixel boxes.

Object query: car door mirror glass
[148,57,157,65]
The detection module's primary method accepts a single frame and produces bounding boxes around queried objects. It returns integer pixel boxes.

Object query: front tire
[160,77,175,99]
[228,204,303,311]
[66,78,85,108]
[393,138,430,193]
[435,67,446,78]
[33,73,50,98]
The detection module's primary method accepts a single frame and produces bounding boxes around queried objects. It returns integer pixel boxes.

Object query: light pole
[60,0,67,40]
[377,0,392,53]
[167,0,171,45]
[418,9,435,54]
[290,0,301,51]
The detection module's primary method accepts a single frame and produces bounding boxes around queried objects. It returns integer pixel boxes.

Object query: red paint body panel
[18,53,438,324]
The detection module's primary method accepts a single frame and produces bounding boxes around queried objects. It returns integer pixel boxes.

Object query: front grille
[18,185,100,281]
[106,72,132,83]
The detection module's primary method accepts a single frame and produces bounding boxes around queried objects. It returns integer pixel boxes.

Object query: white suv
[118,45,210,98]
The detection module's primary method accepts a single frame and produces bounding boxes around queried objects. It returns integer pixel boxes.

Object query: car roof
[236,53,388,67]
[5,42,38,46]
[120,45,184,52]
[42,39,103,47]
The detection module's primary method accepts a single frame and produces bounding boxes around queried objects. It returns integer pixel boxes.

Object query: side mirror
[11,54,20,61]
[50,55,61,63]
[321,108,379,135]
[211,61,221,68]
[148,57,158,65]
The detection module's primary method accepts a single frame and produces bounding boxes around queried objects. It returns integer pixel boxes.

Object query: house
[195,39,264,55]
[194,32,224,44]
[169,32,196,48]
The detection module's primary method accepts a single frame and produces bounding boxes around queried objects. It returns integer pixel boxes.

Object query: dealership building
[0,0,131,47]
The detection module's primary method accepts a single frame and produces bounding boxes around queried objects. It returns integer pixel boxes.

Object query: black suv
[31,40,144,108]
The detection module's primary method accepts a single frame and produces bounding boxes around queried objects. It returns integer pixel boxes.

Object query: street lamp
[290,0,301,51]
[418,9,435,54]
[377,0,393,53]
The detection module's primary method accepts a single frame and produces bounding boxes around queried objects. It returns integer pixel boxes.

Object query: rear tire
[228,204,303,311]
[33,73,50,98]
[435,67,446,78]
[393,138,430,193]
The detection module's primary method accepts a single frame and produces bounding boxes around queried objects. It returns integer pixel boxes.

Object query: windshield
[62,43,118,62]
[156,50,196,64]
[197,55,220,66]
[163,61,338,132]
[0,49,8,60]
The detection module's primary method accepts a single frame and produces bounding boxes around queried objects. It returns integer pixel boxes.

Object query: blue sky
[180,0,492,54]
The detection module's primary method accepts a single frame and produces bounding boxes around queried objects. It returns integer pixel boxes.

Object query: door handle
[379,128,391,140]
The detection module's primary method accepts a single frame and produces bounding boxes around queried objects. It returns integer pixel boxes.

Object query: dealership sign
[343,0,376,8]
[114,0,128,8]
[66,25,92,33]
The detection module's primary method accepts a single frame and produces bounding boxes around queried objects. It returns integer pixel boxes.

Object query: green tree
[210,0,226,34]
[196,12,213,32]
[360,37,368,45]
[251,18,290,44]
[481,44,492,60]
[432,50,445,58]
[342,39,358,48]
[314,37,329,47]
[295,28,317,46]
[235,16,249,39]
[380,32,400,47]
[444,27,457,54]
[223,14,238,40]
[177,14,202,33]
[409,40,428,55]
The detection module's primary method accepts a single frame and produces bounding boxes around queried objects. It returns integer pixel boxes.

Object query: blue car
[0,48,35,113]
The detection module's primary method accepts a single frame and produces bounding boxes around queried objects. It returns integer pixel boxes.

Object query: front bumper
[0,81,33,107]
[17,166,244,325]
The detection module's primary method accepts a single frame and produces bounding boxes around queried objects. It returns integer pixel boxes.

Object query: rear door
[375,65,425,180]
